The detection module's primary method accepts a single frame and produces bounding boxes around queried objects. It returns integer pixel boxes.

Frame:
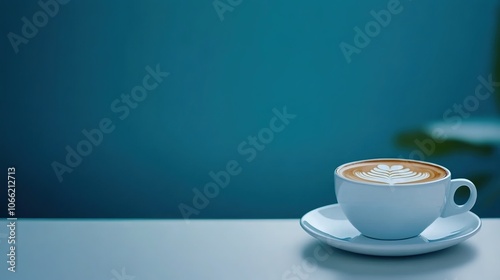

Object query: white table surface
[0,218,498,280]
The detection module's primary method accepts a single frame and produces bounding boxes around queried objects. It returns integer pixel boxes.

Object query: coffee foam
[338,159,447,185]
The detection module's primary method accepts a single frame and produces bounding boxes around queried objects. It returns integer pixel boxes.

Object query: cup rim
[335,158,451,186]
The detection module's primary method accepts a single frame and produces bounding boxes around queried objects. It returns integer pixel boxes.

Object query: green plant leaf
[464,173,492,191]
[395,130,495,156]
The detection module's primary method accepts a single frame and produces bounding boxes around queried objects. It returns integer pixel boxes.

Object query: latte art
[338,159,447,185]
[354,164,430,185]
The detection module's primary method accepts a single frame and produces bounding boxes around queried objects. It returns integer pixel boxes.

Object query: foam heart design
[377,164,404,171]
[354,164,430,185]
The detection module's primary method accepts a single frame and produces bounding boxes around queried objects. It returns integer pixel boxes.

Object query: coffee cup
[334,158,477,240]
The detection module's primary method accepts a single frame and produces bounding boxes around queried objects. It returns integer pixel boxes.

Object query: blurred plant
[395,10,500,215]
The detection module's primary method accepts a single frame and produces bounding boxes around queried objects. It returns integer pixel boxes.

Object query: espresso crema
[338,159,447,185]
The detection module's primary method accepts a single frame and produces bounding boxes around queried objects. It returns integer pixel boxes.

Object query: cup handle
[441,179,477,218]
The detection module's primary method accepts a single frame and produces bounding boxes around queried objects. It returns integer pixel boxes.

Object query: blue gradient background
[1,0,499,218]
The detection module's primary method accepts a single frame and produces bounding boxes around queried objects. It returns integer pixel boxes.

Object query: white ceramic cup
[334,158,477,240]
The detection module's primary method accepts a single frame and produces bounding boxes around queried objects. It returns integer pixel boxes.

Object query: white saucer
[300,204,481,257]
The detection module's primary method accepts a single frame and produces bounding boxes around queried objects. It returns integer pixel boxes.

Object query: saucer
[300,204,481,257]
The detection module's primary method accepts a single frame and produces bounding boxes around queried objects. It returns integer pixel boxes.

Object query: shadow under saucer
[299,239,477,279]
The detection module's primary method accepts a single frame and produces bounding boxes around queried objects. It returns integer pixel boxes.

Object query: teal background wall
[1,0,499,218]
